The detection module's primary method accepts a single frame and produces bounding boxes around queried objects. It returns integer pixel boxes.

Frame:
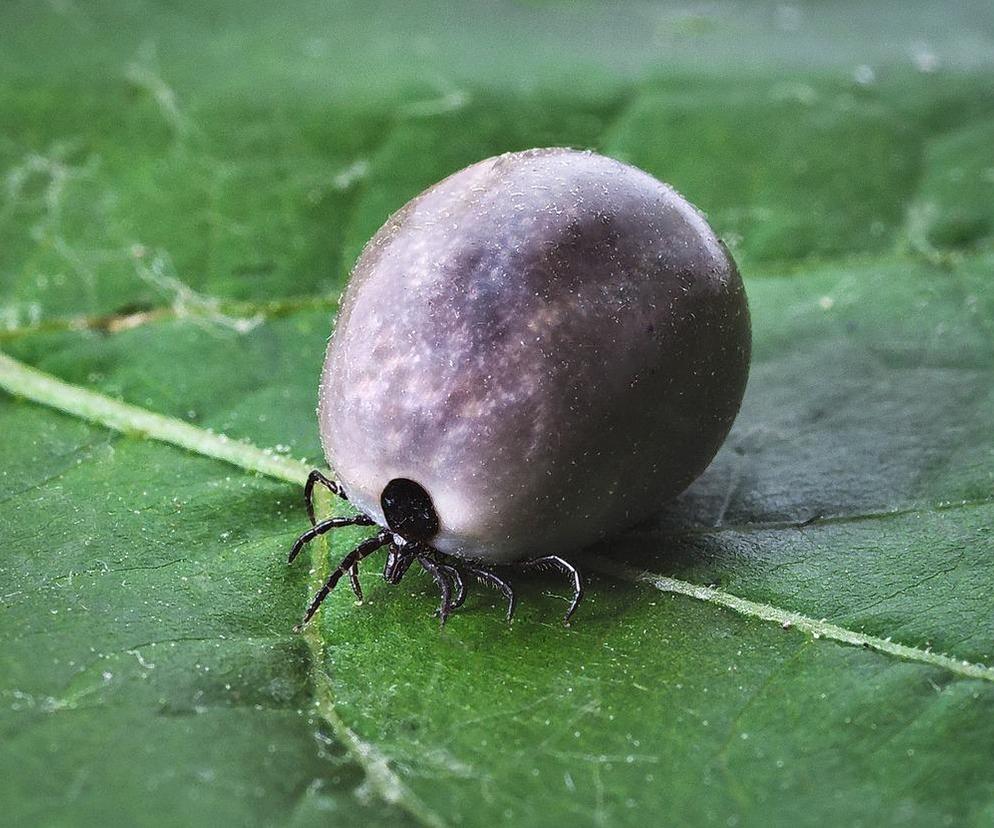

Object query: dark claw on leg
[347,565,363,602]
[516,555,583,625]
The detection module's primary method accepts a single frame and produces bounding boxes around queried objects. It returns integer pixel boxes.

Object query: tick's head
[380,477,439,543]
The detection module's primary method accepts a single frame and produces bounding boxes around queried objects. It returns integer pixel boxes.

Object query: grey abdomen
[319,148,750,563]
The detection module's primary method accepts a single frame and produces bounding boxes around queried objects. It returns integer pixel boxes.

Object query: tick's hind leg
[427,555,511,620]
[465,563,516,622]
[304,470,349,526]
[429,553,515,621]
[514,555,583,625]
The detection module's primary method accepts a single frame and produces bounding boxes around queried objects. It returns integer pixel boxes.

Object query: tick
[289,147,750,628]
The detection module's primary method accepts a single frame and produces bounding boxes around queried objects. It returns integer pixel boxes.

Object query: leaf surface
[2,2,994,826]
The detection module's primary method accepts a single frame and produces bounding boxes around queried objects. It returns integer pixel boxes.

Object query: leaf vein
[588,560,994,683]
[3,351,992,702]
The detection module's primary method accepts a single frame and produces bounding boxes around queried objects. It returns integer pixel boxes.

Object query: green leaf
[3,2,994,826]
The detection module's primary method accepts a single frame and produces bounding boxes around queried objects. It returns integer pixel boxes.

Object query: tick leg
[347,566,364,602]
[464,563,516,622]
[296,531,391,629]
[516,555,583,625]
[304,470,350,526]
[416,553,452,625]
[288,515,375,564]
[300,471,372,595]
[437,563,466,610]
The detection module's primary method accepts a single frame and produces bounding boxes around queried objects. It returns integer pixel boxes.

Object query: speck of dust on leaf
[2,349,992,690]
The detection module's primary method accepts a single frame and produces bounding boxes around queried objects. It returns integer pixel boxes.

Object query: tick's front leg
[304,470,349,526]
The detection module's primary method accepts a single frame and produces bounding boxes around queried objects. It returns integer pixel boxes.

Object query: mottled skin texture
[320,148,750,564]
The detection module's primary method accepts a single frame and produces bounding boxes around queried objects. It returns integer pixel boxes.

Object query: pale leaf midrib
[0,351,444,827]
[1,348,991,690]
[0,352,311,486]
[586,560,994,683]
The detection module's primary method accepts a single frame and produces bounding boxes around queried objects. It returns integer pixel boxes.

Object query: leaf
[3,2,994,826]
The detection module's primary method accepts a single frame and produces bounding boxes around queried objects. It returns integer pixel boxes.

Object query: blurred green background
[2,2,994,826]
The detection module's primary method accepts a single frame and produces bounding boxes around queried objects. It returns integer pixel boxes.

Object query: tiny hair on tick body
[288,147,751,628]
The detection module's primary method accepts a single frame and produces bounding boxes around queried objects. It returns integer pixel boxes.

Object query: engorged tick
[289,147,751,628]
